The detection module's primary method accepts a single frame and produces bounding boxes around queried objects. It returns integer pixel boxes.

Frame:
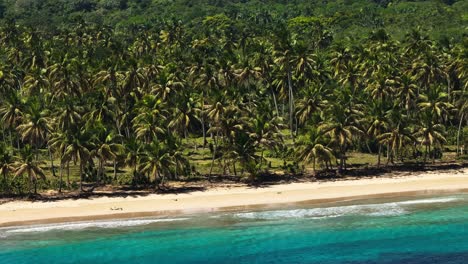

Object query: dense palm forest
[0,0,467,196]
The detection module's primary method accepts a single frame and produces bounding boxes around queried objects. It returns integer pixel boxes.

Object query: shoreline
[1,168,467,228]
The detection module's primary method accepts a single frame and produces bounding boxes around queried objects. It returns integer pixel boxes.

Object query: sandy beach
[1,168,467,227]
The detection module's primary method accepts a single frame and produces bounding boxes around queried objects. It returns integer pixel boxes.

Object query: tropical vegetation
[0,0,467,196]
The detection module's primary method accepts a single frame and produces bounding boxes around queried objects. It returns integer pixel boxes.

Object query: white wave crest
[235,197,461,220]
[395,197,459,205]
[6,218,189,233]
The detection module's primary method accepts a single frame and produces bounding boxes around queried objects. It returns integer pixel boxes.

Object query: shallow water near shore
[1,193,468,264]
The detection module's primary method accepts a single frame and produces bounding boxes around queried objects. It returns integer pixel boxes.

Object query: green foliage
[0,0,466,197]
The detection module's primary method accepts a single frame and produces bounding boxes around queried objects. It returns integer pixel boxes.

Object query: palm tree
[132,95,167,143]
[319,103,363,172]
[62,129,95,192]
[296,127,335,173]
[295,84,328,127]
[414,112,447,164]
[386,74,418,114]
[124,138,142,184]
[16,102,52,154]
[248,114,283,169]
[0,144,16,194]
[377,107,415,165]
[365,101,389,167]
[418,85,454,122]
[0,91,24,148]
[138,140,174,188]
[48,131,69,192]
[94,130,124,183]
[14,145,46,195]
[454,90,468,156]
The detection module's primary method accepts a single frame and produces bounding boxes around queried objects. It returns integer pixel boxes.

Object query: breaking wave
[4,218,190,234]
[234,197,461,220]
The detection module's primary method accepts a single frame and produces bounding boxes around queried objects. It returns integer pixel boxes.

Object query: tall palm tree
[454,90,468,156]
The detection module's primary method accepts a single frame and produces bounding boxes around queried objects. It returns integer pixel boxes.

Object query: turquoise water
[1,193,468,264]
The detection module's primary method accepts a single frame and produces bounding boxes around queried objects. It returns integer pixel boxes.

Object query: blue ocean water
[1,193,467,264]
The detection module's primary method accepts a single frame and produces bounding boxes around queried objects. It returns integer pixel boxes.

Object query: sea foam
[5,218,190,233]
[234,197,461,220]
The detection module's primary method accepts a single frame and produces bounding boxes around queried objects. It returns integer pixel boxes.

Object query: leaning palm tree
[14,145,46,195]
[296,127,335,174]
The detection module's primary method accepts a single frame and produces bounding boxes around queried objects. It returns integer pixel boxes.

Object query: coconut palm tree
[365,101,389,167]
[296,127,335,173]
[319,103,363,172]
[295,84,328,127]
[93,130,124,183]
[418,85,454,122]
[14,145,46,195]
[454,90,468,156]
[62,129,95,192]
[377,107,415,165]
[414,112,447,164]
[138,140,174,188]
[0,144,16,194]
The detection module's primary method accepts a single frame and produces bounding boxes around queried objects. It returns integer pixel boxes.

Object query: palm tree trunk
[48,147,56,177]
[67,161,70,187]
[27,174,31,195]
[270,86,279,118]
[424,145,428,165]
[386,144,391,166]
[259,150,265,171]
[113,160,117,181]
[457,113,464,156]
[34,179,37,195]
[79,162,83,192]
[209,137,217,177]
[377,144,382,168]
[287,67,294,137]
[312,157,316,174]
[59,162,63,193]
[2,172,8,194]
[201,91,207,148]
[156,170,161,188]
